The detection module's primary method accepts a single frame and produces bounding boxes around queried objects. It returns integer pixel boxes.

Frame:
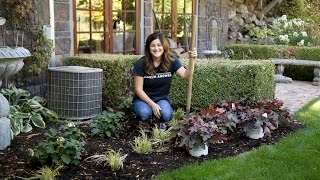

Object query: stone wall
[197,0,230,57]
[0,0,73,96]
[227,0,273,44]
[54,0,73,66]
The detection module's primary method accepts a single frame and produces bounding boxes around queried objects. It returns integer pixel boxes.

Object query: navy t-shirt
[133,57,183,102]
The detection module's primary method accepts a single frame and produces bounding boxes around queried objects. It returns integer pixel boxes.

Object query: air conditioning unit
[47,66,103,120]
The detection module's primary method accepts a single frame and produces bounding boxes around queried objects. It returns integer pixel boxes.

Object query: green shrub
[90,108,125,138]
[65,54,141,109]
[224,44,320,81]
[274,0,304,19]
[33,123,85,165]
[271,16,313,46]
[66,54,274,110]
[170,59,274,109]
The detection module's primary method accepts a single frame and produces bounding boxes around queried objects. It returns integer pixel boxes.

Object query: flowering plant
[172,115,227,150]
[198,99,291,139]
[271,15,313,46]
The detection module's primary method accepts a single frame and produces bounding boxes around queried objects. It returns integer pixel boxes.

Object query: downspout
[44,0,56,67]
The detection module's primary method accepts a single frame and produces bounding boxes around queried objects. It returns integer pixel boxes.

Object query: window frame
[73,0,140,55]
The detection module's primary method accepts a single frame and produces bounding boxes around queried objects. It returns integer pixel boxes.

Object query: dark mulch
[0,120,304,180]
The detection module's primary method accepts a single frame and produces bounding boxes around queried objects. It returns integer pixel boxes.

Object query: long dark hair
[143,32,174,75]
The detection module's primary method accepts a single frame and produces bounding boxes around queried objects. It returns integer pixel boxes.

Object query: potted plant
[172,115,227,157]
[241,98,291,139]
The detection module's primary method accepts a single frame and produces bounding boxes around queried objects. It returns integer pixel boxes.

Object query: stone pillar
[274,64,293,83]
[275,64,285,75]
[144,0,153,42]
[0,93,11,150]
[312,67,320,86]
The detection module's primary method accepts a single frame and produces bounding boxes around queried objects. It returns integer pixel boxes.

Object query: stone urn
[0,46,31,150]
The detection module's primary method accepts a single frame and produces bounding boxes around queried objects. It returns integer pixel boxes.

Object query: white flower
[262,113,268,118]
[278,34,290,44]
[292,18,304,27]
[280,15,287,21]
[297,39,304,46]
[293,32,299,37]
[57,137,65,143]
[67,122,75,127]
[301,31,308,37]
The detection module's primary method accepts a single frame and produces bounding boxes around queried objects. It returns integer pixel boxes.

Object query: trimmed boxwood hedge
[66,54,274,109]
[224,44,320,81]
[171,59,275,109]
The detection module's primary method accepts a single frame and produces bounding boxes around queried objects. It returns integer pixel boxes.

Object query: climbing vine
[26,29,53,75]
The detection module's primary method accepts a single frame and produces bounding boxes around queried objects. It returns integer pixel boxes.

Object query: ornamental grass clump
[151,126,172,152]
[131,128,153,154]
[28,164,64,180]
[85,149,128,171]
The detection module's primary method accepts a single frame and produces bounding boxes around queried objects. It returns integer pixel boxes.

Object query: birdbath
[0,46,30,150]
[0,17,31,149]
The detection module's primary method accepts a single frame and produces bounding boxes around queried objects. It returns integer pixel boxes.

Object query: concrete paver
[275,81,320,114]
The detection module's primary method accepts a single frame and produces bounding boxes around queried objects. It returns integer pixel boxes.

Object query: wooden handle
[186,13,197,116]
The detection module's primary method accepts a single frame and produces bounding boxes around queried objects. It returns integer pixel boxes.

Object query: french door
[153,0,192,50]
[74,0,140,54]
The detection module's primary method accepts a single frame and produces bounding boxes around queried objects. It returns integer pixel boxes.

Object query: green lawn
[157,98,320,180]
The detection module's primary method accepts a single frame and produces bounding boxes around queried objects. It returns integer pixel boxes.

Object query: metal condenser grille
[47,66,103,120]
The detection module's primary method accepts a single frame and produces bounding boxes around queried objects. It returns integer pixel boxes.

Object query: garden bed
[0,119,303,179]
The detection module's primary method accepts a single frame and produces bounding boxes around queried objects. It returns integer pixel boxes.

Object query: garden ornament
[0,22,31,149]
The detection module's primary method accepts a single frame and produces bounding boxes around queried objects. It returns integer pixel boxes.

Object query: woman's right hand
[151,103,162,119]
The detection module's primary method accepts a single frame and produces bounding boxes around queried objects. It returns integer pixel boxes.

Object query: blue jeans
[133,99,173,122]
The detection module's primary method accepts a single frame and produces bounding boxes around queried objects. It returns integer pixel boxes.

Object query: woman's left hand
[189,48,197,58]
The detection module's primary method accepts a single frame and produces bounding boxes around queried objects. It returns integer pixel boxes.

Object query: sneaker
[159,123,166,132]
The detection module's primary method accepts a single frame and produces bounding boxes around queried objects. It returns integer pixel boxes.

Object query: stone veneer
[54,0,74,66]
[1,0,279,60]
[144,0,153,43]
[1,0,230,62]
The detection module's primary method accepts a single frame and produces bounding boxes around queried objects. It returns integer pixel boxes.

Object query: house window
[74,0,140,54]
[154,0,192,50]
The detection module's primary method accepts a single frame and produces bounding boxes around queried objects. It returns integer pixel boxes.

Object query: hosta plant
[90,108,125,138]
[85,149,128,171]
[2,84,58,138]
[33,123,85,165]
